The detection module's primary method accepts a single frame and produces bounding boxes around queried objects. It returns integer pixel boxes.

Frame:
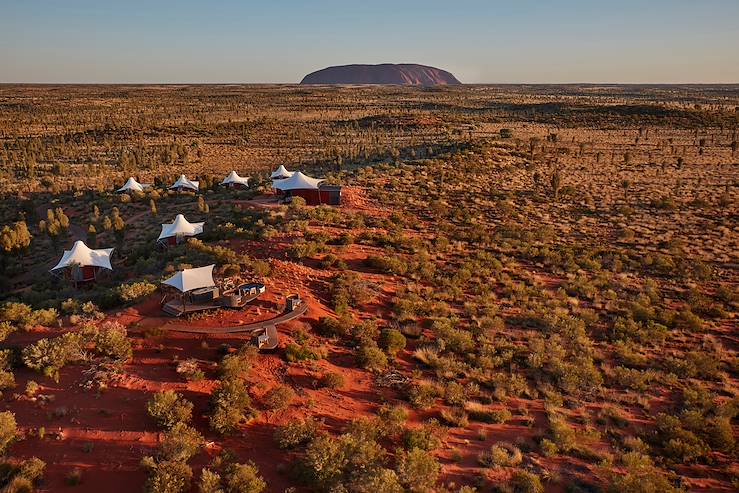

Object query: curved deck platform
[165,301,308,334]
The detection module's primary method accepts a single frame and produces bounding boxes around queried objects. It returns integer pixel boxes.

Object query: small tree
[0,411,17,454]
[147,391,193,429]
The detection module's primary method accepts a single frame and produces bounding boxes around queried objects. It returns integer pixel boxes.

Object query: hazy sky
[2,0,738,83]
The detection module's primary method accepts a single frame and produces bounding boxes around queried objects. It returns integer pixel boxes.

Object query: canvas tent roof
[272,171,324,191]
[158,214,205,241]
[51,240,114,271]
[169,175,199,191]
[270,165,294,180]
[221,171,249,186]
[117,177,149,193]
[162,264,215,292]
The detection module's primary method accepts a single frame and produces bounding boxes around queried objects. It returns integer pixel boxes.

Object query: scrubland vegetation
[0,84,736,491]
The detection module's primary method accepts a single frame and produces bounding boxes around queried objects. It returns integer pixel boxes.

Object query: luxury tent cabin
[161,264,217,316]
[116,177,150,193]
[160,264,265,316]
[50,240,114,287]
[169,174,199,193]
[157,214,204,247]
[221,171,250,189]
[272,171,341,205]
[270,165,294,180]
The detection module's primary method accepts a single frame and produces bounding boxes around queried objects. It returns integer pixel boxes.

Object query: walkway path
[165,302,308,334]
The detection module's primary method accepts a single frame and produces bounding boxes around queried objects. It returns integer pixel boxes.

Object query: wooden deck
[166,301,308,334]
[161,290,264,317]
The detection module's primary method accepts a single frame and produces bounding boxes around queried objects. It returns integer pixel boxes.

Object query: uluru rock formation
[300,63,461,86]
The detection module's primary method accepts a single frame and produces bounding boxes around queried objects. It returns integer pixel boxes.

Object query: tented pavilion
[270,165,293,180]
[221,171,250,189]
[161,264,218,316]
[169,174,199,192]
[157,214,204,247]
[50,240,114,286]
[272,171,341,205]
[117,177,150,193]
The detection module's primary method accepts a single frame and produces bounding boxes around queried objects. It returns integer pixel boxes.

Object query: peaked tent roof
[51,240,114,271]
[117,177,149,193]
[169,175,199,191]
[272,171,324,191]
[270,165,294,179]
[158,214,205,241]
[221,171,250,186]
[162,264,215,292]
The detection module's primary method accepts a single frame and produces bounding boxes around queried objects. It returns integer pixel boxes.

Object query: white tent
[221,171,250,187]
[162,264,215,292]
[116,177,150,193]
[270,165,294,180]
[50,240,114,272]
[169,174,199,192]
[272,171,324,191]
[158,214,205,241]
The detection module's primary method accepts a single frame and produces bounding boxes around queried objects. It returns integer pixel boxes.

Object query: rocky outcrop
[300,63,461,86]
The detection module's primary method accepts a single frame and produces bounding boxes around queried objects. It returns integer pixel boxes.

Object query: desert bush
[0,457,46,491]
[403,419,446,451]
[198,469,222,493]
[509,470,544,493]
[316,315,352,338]
[223,462,266,493]
[176,359,205,382]
[396,448,440,493]
[608,452,683,493]
[407,381,442,409]
[210,378,254,434]
[141,457,192,493]
[379,329,406,357]
[274,417,321,449]
[262,384,295,411]
[349,468,404,493]
[444,381,466,406]
[356,342,388,371]
[219,346,258,379]
[116,281,158,303]
[93,322,132,361]
[464,402,512,424]
[478,442,523,468]
[147,391,193,429]
[285,330,326,362]
[159,423,203,462]
[440,407,469,428]
[0,412,17,455]
[21,332,86,380]
[364,255,408,275]
[319,372,345,389]
[377,404,409,433]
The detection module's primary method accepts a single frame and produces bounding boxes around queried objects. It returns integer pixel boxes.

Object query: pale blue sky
[1,0,738,83]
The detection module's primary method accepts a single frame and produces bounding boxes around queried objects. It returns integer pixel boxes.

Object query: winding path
[164,301,308,334]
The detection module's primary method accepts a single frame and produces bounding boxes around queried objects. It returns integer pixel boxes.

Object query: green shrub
[319,372,345,389]
[262,385,295,411]
[147,391,193,429]
[478,442,523,467]
[224,462,266,493]
[0,412,17,455]
[116,281,158,303]
[274,417,321,449]
[379,329,406,357]
[510,470,544,493]
[210,378,254,434]
[407,382,442,409]
[157,423,202,463]
[356,342,388,371]
[316,315,352,338]
[403,420,445,451]
[141,457,192,493]
[396,448,440,493]
[440,407,469,428]
[94,322,132,361]
[197,469,222,493]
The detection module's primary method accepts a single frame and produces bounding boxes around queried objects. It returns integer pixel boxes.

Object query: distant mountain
[300,63,461,86]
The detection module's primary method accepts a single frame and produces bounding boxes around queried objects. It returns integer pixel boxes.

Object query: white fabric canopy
[221,171,250,186]
[162,264,215,292]
[158,214,205,241]
[51,240,114,271]
[169,175,199,191]
[117,177,150,193]
[270,165,294,180]
[272,171,323,191]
